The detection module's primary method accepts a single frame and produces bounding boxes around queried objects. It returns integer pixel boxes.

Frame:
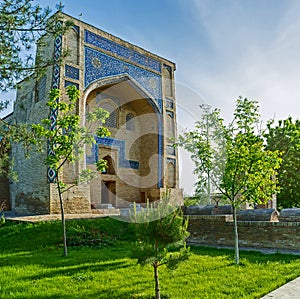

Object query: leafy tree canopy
[265,117,300,208]
[178,97,282,264]
[132,196,190,299]
[0,0,71,94]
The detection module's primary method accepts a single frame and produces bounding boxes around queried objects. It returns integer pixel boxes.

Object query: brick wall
[188,215,300,253]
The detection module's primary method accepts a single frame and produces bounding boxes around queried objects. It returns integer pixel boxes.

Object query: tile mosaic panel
[84,46,162,111]
[86,136,139,169]
[48,33,62,183]
[165,97,174,110]
[166,110,174,118]
[167,158,176,165]
[84,30,161,73]
[166,145,176,156]
[64,80,79,89]
[65,65,80,80]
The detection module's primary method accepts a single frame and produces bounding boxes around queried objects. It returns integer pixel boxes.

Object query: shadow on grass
[190,245,300,265]
[5,290,147,299]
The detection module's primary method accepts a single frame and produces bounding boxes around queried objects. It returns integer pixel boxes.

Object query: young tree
[178,97,282,264]
[265,117,300,208]
[32,86,110,256]
[132,197,190,299]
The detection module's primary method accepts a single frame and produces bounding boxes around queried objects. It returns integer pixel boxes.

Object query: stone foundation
[50,183,91,214]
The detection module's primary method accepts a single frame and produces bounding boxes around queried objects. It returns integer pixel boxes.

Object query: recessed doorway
[101,181,116,206]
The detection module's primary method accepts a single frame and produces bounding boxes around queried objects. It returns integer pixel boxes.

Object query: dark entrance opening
[101,181,116,206]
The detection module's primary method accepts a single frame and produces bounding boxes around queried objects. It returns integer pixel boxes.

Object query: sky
[2,0,300,195]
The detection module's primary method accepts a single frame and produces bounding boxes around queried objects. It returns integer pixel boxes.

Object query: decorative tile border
[73,25,80,34]
[64,80,79,89]
[84,30,161,73]
[165,97,174,110]
[65,65,80,80]
[166,145,176,156]
[167,157,176,165]
[48,33,62,183]
[86,136,139,169]
[166,110,174,118]
[84,46,163,112]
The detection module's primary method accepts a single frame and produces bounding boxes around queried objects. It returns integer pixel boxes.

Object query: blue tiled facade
[48,33,63,183]
[84,47,163,111]
[65,80,79,89]
[46,20,171,189]
[86,137,139,170]
[84,30,161,73]
[65,65,80,80]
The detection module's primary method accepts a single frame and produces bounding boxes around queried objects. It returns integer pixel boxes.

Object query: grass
[0,217,300,298]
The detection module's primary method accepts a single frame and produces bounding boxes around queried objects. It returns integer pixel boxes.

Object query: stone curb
[261,277,300,298]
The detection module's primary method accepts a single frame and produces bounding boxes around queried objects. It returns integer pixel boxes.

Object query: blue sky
[2,0,300,194]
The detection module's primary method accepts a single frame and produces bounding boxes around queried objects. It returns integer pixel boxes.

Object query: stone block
[237,209,279,222]
[279,208,300,222]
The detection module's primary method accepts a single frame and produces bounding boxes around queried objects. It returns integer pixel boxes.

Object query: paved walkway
[261,276,300,298]
[4,211,120,223]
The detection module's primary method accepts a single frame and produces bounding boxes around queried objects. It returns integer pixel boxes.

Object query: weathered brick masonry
[188,215,300,252]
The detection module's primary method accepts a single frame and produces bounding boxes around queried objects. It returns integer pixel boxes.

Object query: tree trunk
[57,180,67,257]
[153,263,161,299]
[232,203,239,265]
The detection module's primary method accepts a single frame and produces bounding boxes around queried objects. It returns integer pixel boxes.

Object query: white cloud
[174,0,300,194]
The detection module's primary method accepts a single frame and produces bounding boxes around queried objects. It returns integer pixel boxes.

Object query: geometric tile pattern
[64,80,79,89]
[48,33,63,183]
[166,110,174,118]
[86,136,140,170]
[167,157,176,165]
[84,46,163,112]
[73,25,80,34]
[65,64,80,80]
[165,97,174,109]
[84,30,161,73]
[166,144,176,156]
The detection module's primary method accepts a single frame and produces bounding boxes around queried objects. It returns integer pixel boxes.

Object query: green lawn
[0,217,299,299]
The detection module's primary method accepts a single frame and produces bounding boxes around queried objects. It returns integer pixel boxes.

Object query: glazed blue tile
[84,30,161,73]
[65,65,80,80]
[64,80,79,89]
[84,46,162,111]
[86,136,140,170]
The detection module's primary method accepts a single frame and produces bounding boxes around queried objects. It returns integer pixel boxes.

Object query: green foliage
[0,1,72,178]
[31,86,110,256]
[178,97,282,264]
[132,197,190,299]
[0,0,72,93]
[0,213,5,227]
[32,86,110,189]
[179,97,282,208]
[265,117,300,208]
[0,219,300,298]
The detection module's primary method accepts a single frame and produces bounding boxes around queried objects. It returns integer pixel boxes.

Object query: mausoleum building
[1,13,182,215]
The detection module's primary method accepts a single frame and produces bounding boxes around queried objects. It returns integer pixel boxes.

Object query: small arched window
[166,162,176,188]
[66,28,79,65]
[100,101,118,128]
[102,155,116,175]
[126,113,135,131]
[167,113,175,138]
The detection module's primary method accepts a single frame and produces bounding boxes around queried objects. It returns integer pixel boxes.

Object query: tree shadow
[190,245,300,265]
